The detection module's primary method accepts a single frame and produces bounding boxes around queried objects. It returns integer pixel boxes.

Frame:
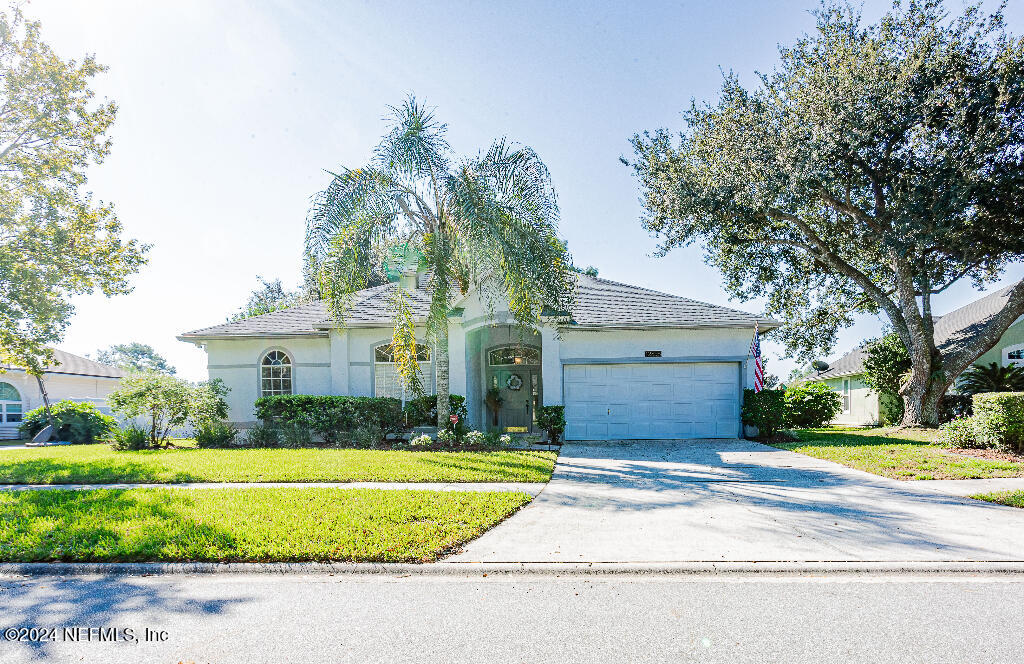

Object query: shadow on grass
[781,428,935,449]
[416,450,557,482]
[0,457,200,485]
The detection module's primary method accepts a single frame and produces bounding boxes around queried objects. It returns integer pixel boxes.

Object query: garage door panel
[564,362,739,441]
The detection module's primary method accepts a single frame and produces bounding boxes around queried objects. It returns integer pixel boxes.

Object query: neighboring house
[0,349,126,440]
[813,284,1023,426]
[179,272,778,440]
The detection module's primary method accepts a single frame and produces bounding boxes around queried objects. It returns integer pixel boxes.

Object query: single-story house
[0,349,127,440]
[813,284,1023,426]
[179,271,778,440]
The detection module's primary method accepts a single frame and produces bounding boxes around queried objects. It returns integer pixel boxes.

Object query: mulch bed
[943,447,1024,463]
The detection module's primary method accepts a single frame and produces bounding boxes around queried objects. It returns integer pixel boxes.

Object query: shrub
[972,392,1024,453]
[108,373,229,448]
[347,424,385,449]
[535,406,566,444]
[463,430,486,448]
[741,389,786,439]
[254,395,405,441]
[279,421,314,449]
[878,391,904,426]
[403,394,468,427]
[194,421,239,448]
[936,417,983,449]
[243,422,280,448]
[436,428,457,448]
[110,425,150,451]
[408,433,433,449]
[783,382,842,428]
[20,400,115,444]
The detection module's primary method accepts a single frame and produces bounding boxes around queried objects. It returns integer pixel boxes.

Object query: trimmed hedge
[253,394,467,443]
[784,382,842,428]
[972,392,1024,453]
[741,389,786,439]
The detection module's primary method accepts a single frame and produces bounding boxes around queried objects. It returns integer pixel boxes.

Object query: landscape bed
[0,487,532,562]
[770,427,1024,480]
[0,445,558,484]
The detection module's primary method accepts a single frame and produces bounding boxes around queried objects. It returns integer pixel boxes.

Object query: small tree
[108,374,229,447]
[229,277,303,321]
[862,331,912,424]
[96,342,176,374]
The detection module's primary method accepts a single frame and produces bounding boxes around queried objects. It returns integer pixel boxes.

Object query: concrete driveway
[451,439,1024,563]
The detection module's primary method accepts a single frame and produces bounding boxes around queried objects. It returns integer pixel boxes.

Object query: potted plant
[535,405,566,449]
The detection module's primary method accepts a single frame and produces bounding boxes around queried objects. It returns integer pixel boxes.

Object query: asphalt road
[2,572,1023,663]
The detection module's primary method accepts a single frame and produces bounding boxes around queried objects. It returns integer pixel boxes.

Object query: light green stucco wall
[822,376,879,426]
[974,318,1024,367]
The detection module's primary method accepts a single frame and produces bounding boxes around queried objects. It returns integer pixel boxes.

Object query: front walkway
[451,439,1024,563]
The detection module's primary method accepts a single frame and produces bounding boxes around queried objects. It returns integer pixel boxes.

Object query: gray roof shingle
[179,273,777,339]
[1,349,126,379]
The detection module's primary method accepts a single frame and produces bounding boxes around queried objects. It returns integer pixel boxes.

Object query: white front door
[563,362,740,440]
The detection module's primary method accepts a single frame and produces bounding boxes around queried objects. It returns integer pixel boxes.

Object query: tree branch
[944,280,1024,378]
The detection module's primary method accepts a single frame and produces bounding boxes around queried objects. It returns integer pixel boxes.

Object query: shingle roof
[814,283,1021,379]
[179,273,777,339]
[1,349,126,379]
[570,275,778,328]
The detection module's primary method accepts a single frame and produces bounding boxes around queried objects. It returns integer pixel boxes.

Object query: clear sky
[22,0,1024,381]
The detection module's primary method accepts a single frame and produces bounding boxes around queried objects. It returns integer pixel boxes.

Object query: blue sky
[25,0,1024,381]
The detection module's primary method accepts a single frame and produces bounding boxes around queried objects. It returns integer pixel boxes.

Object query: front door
[494,369,538,432]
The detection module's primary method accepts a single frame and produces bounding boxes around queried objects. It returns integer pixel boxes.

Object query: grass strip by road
[770,427,1024,480]
[0,487,531,562]
[0,445,557,485]
[970,490,1024,508]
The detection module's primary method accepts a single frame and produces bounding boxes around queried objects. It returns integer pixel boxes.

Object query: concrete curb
[4,560,1024,577]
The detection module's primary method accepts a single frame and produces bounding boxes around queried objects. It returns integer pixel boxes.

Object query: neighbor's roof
[814,283,1020,380]
[179,274,778,340]
[0,349,126,379]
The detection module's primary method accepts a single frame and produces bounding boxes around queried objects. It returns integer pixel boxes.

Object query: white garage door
[563,362,740,440]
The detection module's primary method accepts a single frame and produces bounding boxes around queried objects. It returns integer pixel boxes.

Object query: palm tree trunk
[435,322,451,427]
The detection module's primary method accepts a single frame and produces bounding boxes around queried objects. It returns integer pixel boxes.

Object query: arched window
[488,346,541,366]
[0,382,22,423]
[374,343,432,398]
[260,350,293,396]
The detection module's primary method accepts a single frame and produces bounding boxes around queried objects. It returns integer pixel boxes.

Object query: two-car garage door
[563,362,740,440]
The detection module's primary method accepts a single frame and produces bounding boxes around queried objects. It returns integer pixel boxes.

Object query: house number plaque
[644,350,662,357]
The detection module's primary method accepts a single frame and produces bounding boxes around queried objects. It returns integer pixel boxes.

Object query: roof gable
[1,349,126,379]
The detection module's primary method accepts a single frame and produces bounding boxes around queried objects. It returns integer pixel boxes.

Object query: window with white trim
[1005,344,1024,365]
[842,379,851,413]
[0,382,22,423]
[374,343,432,398]
[260,350,293,396]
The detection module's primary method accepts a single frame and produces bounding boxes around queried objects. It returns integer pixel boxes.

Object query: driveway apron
[450,439,1024,563]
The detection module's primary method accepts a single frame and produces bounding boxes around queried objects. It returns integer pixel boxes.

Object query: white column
[540,323,562,405]
[447,320,467,397]
[330,330,350,395]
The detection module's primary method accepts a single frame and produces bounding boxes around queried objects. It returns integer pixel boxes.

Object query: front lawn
[0,487,531,562]
[970,490,1024,509]
[770,427,1024,480]
[0,445,557,484]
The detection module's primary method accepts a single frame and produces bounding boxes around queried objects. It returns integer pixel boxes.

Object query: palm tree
[305,96,576,423]
[956,362,1024,395]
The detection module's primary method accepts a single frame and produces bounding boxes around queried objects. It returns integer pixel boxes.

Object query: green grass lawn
[0,487,531,562]
[770,427,1024,480]
[970,490,1024,508]
[0,439,29,447]
[0,445,557,485]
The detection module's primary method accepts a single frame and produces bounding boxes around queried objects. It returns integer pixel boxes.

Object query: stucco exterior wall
[822,376,879,426]
[976,318,1024,367]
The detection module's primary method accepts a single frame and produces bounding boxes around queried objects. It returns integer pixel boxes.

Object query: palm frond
[957,362,1024,395]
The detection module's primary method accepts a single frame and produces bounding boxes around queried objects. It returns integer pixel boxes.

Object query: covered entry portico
[462,324,546,433]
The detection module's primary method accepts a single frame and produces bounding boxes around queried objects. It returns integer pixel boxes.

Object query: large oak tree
[626,0,1024,425]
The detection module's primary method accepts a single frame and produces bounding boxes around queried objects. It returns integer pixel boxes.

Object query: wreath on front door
[506,373,523,391]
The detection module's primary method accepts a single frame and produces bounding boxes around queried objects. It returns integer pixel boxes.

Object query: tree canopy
[0,9,147,375]
[626,0,1024,424]
[230,277,303,322]
[306,96,575,421]
[95,342,176,375]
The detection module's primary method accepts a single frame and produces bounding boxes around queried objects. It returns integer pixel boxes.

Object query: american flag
[750,323,764,392]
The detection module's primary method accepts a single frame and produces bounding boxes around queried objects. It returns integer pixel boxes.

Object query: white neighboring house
[179,272,779,441]
[0,350,126,440]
